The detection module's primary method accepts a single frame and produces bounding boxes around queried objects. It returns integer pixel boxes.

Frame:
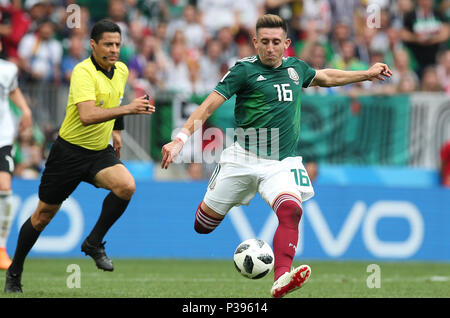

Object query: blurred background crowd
[1,0,449,180]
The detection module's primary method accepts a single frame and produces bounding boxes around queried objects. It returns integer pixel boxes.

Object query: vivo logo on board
[229,200,424,259]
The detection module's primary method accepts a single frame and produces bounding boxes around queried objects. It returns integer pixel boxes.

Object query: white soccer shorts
[203,142,315,215]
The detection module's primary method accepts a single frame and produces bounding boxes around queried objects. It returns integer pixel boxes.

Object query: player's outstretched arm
[9,87,32,131]
[77,95,155,126]
[310,63,392,87]
[161,91,225,169]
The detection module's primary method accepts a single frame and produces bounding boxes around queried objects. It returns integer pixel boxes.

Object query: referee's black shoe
[81,239,114,272]
[4,269,23,293]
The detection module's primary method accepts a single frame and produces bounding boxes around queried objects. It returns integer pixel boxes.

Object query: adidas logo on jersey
[256,75,267,81]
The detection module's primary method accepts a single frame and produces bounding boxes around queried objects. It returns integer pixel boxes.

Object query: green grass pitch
[0,258,449,298]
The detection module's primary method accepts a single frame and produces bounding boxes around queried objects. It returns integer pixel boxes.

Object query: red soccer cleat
[271,264,311,298]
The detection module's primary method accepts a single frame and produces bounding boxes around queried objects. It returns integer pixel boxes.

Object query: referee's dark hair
[90,19,121,43]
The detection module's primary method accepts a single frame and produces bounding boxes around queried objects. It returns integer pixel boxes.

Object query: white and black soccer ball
[233,238,274,279]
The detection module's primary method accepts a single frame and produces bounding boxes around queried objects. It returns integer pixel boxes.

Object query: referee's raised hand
[126,95,156,114]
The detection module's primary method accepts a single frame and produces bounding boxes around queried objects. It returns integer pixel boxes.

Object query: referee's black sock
[9,217,41,275]
[86,191,130,246]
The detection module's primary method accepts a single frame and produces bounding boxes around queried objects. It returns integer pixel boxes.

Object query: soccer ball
[233,238,274,279]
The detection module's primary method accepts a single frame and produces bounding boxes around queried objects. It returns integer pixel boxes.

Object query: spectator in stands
[330,40,368,72]
[383,25,407,69]
[390,0,415,29]
[199,39,222,92]
[59,6,91,55]
[390,48,420,91]
[13,126,43,179]
[329,18,353,60]
[166,4,207,51]
[17,19,62,83]
[162,42,191,94]
[302,43,338,95]
[328,0,366,37]
[130,0,169,31]
[61,35,88,83]
[436,49,450,95]
[127,19,151,57]
[217,26,238,66]
[236,40,256,59]
[355,25,377,66]
[128,35,157,80]
[367,9,392,56]
[108,0,133,63]
[299,0,331,44]
[304,42,327,69]
[234,0,265,35]
[132,60,165,99]
[330,40,370,94]
[440,140,450,187]
[397,72,420,93]
[264,0,303,40]
[24,0,48,33]
[265,0,301,18]
[296,13,333,64]
[420,66,444,92]
[401,0,449,79]
[0,0,31,64]
[74,0,107,24]
[197,0,237,37]
[359,49,397,95]
[187,59,208,96]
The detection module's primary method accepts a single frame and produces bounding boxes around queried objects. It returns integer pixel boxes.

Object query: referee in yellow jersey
[4,19,155,293]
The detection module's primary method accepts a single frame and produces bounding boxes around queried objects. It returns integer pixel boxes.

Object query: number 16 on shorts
[290,168,310,187]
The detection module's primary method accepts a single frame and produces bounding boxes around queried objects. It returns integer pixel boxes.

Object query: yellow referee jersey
[59,56,128,150]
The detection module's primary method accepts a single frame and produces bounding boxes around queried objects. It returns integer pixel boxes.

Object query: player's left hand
[161,139,184,169]
[367,63,392,81]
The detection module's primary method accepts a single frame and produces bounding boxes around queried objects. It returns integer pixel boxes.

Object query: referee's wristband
[174,132,189,144]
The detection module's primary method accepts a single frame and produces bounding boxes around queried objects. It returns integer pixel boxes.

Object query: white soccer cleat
[271,264,311,298]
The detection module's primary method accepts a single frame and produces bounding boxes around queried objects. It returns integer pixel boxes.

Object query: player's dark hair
[90,19,121,43]
[256,14,288,34]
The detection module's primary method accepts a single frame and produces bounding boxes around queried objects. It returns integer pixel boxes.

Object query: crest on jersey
[288,67,299,85]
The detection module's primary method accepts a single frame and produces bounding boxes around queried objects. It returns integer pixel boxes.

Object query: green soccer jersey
[214,55,316,160]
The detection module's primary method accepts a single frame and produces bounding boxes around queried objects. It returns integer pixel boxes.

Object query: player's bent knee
[114,180,136,200]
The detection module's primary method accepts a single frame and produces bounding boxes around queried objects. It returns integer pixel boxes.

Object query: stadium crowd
[0,0,449,179]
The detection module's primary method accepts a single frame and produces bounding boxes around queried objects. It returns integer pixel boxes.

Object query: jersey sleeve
[113,116,124,130]
[214,62,247,99]
[70,65,96,105]
[298,60,317,88]
[9,64,18,92]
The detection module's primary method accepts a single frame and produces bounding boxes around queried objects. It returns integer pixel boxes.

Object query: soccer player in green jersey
[161,14,392,298]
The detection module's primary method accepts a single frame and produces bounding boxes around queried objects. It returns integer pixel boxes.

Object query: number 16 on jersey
[273,84,292,101]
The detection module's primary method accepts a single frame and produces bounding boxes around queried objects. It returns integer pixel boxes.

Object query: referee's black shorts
[39,136,123,205]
